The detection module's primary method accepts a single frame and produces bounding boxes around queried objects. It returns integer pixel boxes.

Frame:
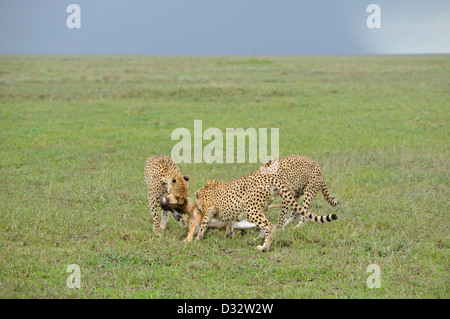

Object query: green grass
[0,56,448,298]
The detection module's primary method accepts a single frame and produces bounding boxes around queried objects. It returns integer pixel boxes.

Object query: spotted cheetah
[144,155,189,234]
[160,194,256,242]
[194,170,338,252]
[260,155,339,228]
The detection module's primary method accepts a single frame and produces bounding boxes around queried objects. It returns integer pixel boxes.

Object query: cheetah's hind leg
[246,211,276,252]
[321,182,339,207]
[257,224,275,252]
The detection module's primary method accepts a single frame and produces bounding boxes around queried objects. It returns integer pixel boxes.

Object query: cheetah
[144,155,189,234]
[194,170,338,252]
[160,194,256,242]
[260,155,339,228]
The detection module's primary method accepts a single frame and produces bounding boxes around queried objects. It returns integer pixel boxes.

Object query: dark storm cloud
[0,0,448,55]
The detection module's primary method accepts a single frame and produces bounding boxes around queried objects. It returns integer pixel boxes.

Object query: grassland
[0,56,448,298]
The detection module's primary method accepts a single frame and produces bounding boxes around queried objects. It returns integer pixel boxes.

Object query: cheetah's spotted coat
[144,155,189,234]
[194,168,338,252]
[260,155,339,228]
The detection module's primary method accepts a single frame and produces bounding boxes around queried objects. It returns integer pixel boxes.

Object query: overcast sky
[0,0,449,55]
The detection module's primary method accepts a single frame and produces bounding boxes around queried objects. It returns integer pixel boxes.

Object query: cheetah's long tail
[277,182,338,224]
[304,211,339,223]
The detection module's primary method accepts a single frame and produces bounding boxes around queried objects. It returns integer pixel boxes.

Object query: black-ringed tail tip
[307,213,339,223]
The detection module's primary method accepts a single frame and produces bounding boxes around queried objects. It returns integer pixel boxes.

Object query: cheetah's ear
[194,191,199,199]
[183,175,189,182]
[263,159,271,167]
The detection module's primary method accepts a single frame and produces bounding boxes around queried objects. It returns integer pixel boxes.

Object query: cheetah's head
[258,157,279,175]
[166,175,189,204]
[194,181,220,213]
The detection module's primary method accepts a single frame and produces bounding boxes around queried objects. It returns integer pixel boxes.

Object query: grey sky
[0,0,449,55]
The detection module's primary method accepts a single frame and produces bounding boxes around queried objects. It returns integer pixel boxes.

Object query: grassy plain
[0,56,448,298]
